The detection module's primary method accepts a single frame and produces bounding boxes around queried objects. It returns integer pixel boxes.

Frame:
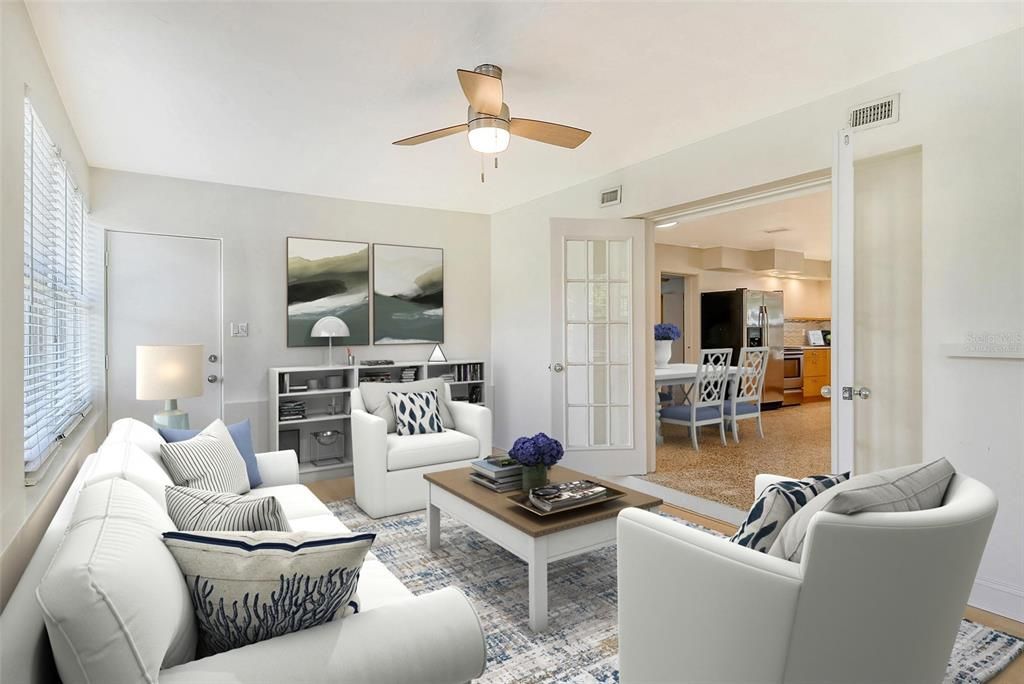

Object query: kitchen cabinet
[803,348,831,402]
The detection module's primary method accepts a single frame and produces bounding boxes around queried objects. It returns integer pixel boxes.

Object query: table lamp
[311,316,350,366]
[136,344,204,429]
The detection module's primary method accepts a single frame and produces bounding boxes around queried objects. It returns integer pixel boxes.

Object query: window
[23,99,92,474]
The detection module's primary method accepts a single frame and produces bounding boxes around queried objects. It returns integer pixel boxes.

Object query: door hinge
[104,250,110,268]
[104,354,109,370]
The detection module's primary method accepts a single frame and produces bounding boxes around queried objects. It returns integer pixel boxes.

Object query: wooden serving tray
[509,485,627,517]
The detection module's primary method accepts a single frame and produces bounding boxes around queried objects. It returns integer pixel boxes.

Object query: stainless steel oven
[783,347,804,406]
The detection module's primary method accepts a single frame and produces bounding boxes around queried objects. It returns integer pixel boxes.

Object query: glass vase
[521,465,549,492]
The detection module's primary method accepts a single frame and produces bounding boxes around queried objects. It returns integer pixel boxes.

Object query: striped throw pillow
[165,486,287,532]
[731,473,850,553]
[159,419,250,494]
[387,390,445,436]
[163,530,374,657]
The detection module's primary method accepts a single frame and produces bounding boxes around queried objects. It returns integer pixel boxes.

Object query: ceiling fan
[392,64,591,154]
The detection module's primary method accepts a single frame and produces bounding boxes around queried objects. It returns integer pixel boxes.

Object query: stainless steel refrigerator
[699,289,785,408]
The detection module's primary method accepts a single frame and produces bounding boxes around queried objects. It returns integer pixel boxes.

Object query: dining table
[654,363,740,445]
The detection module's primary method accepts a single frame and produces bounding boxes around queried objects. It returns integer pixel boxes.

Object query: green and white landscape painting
[287,237,369,347]
[373,244,444,344]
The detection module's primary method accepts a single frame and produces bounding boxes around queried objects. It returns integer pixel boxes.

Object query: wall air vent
[600,185,622,207]
[848,94,900,130]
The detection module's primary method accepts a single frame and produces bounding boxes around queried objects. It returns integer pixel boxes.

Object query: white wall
[491,30,1024,620]
[0,0,102,608]
[89,169,491,451]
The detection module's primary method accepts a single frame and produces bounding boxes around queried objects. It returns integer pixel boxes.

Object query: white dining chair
[660,348,731,450]
[723,346,768,443]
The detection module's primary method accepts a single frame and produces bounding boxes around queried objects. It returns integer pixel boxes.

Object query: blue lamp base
[153,398,189,430]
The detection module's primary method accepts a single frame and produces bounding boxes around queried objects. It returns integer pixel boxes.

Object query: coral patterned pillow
[163,530,374,656]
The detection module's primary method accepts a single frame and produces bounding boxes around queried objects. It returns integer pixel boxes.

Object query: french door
[550,218,647,475]
[106,231,223,429]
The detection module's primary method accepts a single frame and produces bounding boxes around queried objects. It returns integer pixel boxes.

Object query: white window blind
[24,98,92,473]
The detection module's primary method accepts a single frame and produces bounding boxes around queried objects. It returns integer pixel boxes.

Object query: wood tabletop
[424,465,662,538]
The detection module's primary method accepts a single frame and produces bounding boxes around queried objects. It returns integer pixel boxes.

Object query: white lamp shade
[311,316,350,338]
[136,344,204,400]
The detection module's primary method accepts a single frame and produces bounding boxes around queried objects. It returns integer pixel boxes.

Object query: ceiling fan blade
[457,69,503,116]
[392,124,468,146]
[510,118,591,149]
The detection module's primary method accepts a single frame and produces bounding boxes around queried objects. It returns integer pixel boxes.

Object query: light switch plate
[230,322,249,337]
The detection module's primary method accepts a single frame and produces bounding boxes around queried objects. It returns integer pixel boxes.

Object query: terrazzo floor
[645,401,831,510]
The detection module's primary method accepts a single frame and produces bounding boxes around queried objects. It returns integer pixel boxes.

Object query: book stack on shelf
[280,400,306,422]
[400,366,418,382]
[469,457,522,493]
[528,480,608,512]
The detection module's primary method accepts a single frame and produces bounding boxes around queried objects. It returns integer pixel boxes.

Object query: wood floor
[313,477,1023,682]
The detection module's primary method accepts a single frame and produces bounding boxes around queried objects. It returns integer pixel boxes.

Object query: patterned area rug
[327,500,1024,684]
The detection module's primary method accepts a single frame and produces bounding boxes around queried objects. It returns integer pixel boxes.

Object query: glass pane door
[564,238,632,449]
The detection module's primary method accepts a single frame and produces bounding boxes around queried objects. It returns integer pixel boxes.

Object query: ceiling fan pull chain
[480,153,486,183]
[494,156,499,169]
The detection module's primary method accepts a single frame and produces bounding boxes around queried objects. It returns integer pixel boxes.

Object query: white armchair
[352,386,491,518]
[617,473,997,683]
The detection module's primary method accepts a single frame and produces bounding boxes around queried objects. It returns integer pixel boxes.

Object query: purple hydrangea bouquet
[654,323,681,341]
[509,432,564,491]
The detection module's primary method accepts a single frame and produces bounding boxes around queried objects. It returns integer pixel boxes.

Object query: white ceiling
[26,2,1022,214]
[656,188,832,260]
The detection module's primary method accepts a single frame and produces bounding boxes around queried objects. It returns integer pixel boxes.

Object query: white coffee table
[424,465,661,631]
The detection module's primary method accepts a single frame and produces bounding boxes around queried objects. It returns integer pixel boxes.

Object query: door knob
[840,386,871,400]
[550,362,565,373]
[207,374,219,383]
[821,385,831,398]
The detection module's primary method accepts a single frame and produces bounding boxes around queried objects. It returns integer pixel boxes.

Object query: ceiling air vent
[600,185,622,208]
[848,94,900,130]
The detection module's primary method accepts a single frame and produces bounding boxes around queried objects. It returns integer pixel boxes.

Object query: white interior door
[831,129,856,474]
[550,218,647,475]
[831,132,924,476]
[106,231,223,428]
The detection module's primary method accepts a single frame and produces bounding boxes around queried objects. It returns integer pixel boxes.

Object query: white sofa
[617,472,998,684]
[351,387,491,518]
[1,418,486,684]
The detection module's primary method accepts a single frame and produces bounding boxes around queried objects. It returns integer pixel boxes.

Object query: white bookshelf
[268,360,486,482]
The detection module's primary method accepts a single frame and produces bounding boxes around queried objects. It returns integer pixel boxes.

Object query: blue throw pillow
[159,419,262,488]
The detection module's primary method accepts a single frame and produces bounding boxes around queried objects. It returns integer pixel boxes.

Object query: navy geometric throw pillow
[730,473,850,553]
[387,390,445,436]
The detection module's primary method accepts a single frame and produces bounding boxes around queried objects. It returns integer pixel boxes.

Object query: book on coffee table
[469,472,521,492]
[471,458,522,480]
[527,480,609,512]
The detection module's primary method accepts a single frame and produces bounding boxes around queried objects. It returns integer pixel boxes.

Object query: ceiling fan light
[468,124,510,154]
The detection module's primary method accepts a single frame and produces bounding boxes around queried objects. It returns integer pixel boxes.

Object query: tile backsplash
[784,319,831,347]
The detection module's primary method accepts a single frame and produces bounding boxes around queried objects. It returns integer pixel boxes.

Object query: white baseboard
[970,575,1024,623]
